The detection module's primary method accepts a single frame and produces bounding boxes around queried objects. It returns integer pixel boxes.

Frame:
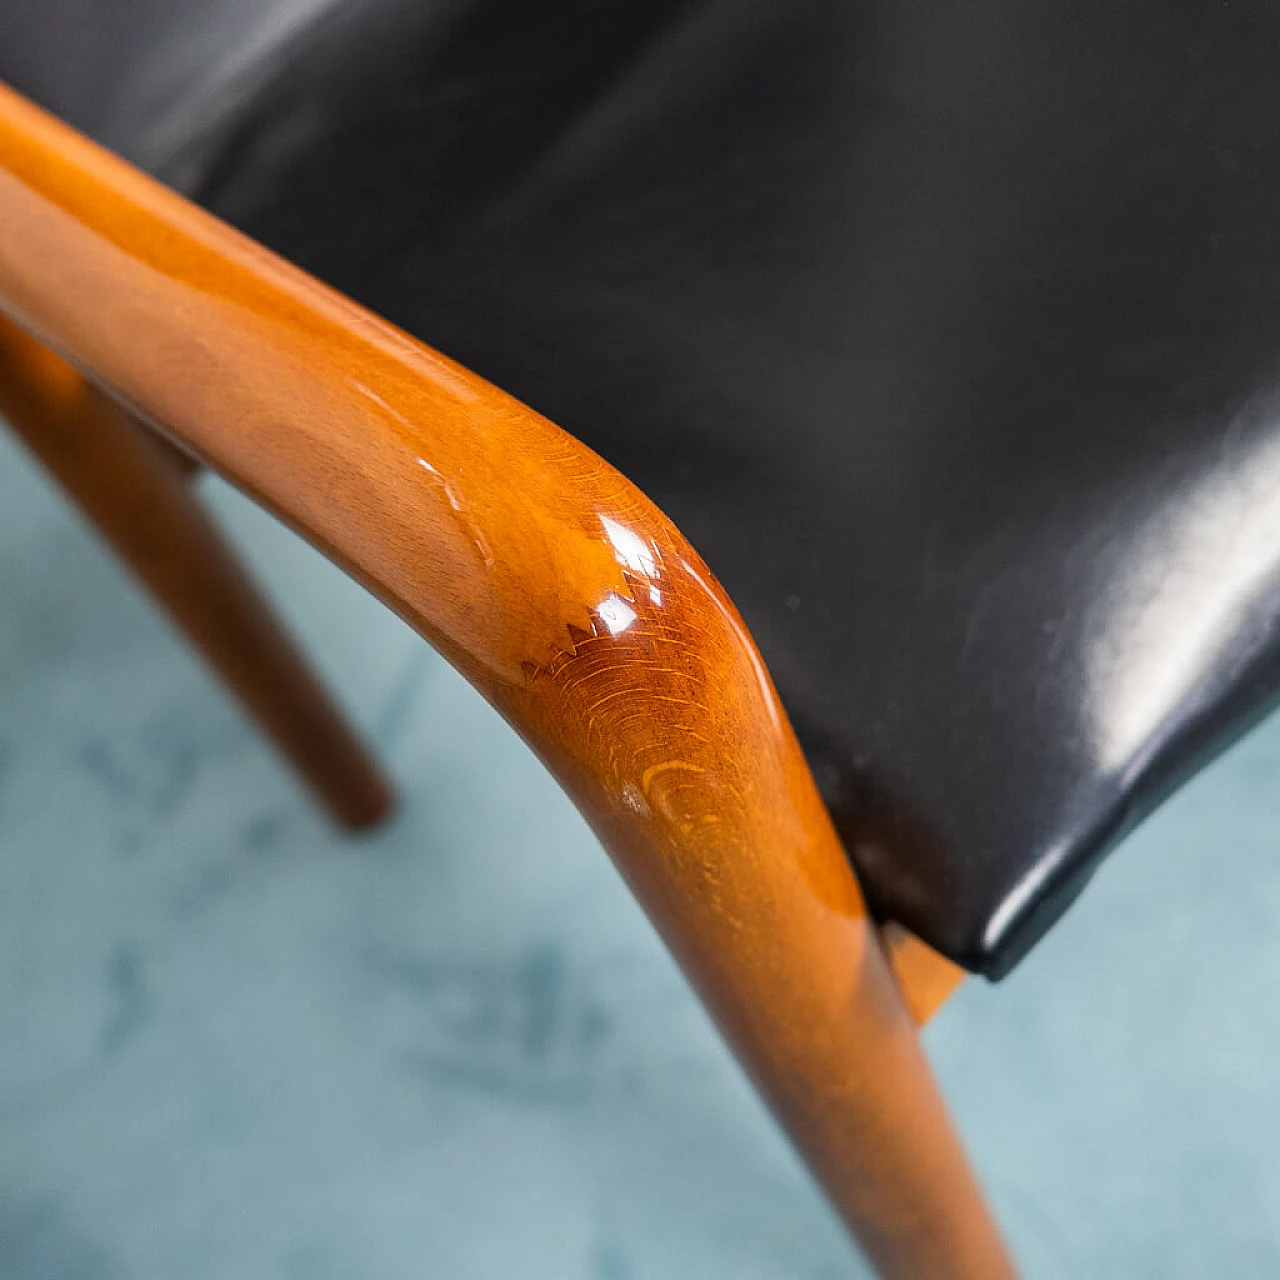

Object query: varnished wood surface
[0,314,392,829]
[884,923,969,1025]
[0,83,1014,1278]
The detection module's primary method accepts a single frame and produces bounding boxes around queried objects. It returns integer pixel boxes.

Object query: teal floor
[1,426,1278,1279]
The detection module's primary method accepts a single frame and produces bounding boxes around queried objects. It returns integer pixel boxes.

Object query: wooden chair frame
[0,83,1012,1278]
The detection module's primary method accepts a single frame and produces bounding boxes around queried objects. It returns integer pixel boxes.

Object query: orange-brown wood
[883,923,969,1025]
[0,314,392,830]
[0,82,1014,1278]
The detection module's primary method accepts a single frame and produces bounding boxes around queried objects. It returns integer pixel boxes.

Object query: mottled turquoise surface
[1,427,1278,1279]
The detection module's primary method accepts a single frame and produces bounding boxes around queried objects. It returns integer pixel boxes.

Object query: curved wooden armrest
[0,83,1010,1277]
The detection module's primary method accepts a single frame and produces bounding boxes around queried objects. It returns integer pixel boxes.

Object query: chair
[3,4,1279,1275]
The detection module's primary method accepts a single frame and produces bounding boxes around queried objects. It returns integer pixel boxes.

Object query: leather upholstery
[7,0,1280,974]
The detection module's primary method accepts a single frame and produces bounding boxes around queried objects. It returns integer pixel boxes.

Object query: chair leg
[528,665,1017,1277]
[613,832,1017,1279]
[0,319,392,829]
[765,933,1012,1278]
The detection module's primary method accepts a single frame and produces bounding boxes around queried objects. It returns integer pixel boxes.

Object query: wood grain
[0,82,1013,1278]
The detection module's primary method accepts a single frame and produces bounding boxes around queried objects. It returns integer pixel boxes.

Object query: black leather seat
[7,0,1280,975]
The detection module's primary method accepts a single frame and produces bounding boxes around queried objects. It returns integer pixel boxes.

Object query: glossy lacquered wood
[0,313,392,829]
[0,83,1013,1277]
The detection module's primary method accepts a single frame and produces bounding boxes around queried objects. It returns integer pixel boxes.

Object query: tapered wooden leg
[597,814,1017,1280]
[527,656,1018,1278]
[0,319,392,829]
